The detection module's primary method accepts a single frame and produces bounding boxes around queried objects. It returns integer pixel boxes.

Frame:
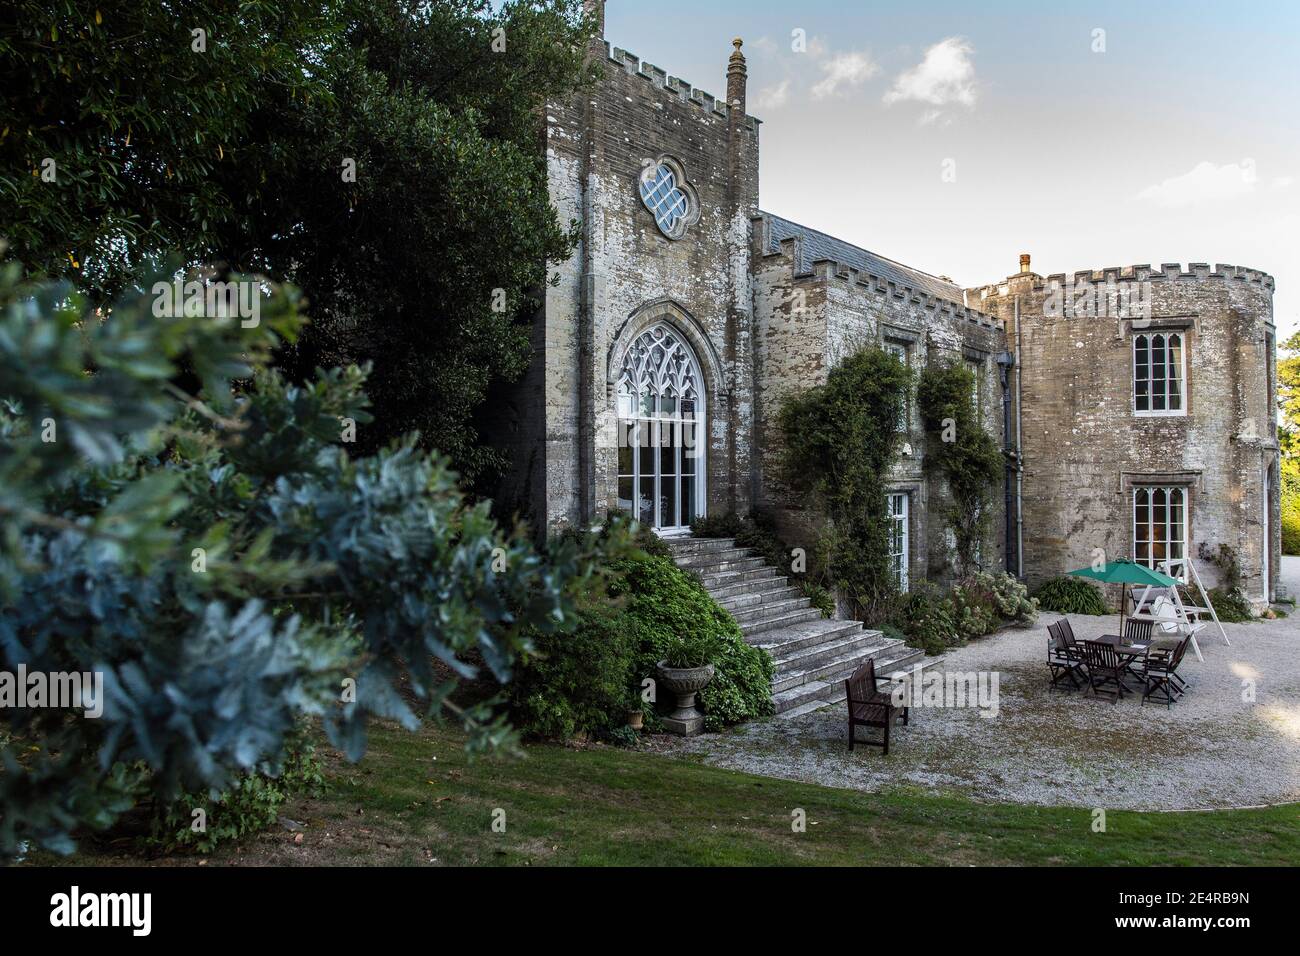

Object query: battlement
[606,42,761,131]
[975,262,1275,299]
[761,234,1000,332]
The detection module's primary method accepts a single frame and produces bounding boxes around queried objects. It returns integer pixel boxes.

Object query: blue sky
[604,0,1300,337]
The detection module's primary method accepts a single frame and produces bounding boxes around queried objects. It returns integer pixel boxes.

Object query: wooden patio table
[1098,634,1162,684]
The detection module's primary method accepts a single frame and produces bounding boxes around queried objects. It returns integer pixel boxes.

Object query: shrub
[980,571,1038,625]
[614,554,774,733]
[1196,542,1254,622]
[1204,587,1253,623]
[948,572,1036,639]
[891,590,959,656]
[510,526,774,739]
[798,582,837,618]
[509,602,636,741]
[149,727,325,854]
[0,267,597,858]
[890,572,1033,655]
[1033,576,1109,615]
[1283,458,1300,554]
[950,583,998,641]
[662,633,722,669]
[1284,506,1300,556]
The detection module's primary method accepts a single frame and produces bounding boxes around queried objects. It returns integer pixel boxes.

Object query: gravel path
[657,560,1300,811]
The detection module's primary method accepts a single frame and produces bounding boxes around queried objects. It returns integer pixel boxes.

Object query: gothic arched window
[616,324,705,530]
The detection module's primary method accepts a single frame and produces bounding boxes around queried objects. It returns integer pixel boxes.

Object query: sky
[604,0,1300,338]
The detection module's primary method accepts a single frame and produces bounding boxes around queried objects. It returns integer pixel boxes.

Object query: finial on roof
[727,37,747,111]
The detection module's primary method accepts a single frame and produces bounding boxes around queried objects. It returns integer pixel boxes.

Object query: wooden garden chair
[1123,618,1154,644]
[1140,636,1191,707]
[1081,639,1129,704]
[1047,622,1085,691]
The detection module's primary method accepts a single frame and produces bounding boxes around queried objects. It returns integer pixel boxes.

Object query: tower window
[1133,332,1186,415]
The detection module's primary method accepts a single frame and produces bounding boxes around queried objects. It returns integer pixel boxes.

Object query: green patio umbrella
[1067,558,1180,638]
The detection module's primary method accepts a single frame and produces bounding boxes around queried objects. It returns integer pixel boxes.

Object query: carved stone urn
[655,661,715,736]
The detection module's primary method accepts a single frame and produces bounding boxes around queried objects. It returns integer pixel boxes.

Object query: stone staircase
[665,536,925,719]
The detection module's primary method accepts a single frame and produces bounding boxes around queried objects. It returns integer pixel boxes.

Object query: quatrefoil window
[638,157,699,240]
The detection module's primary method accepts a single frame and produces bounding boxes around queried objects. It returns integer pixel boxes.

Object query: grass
[36,720,1300,867]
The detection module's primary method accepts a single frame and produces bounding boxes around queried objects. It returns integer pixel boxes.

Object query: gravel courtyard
[658,559,1300,811]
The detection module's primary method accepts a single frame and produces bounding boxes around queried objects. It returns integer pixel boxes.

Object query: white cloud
[753,79,791,111]
[883,37,977,119]
[1135,161,1259,207]
[810,51,879,100]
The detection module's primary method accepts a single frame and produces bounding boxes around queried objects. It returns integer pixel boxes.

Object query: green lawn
[43,720,1300,866]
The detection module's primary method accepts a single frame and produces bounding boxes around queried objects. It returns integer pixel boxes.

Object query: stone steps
[666,535,929,721]
[772,644,928,718]
[699,566,782,591]
[707,573,784,599]
[740,606,826,637]
[675,546,756,570]
[717,583,802,612]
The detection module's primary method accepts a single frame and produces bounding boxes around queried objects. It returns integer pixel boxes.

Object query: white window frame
[1133,332,1187,417]
[1133,486,1188,581]
[888,492,910,592]
[616,324,706,531]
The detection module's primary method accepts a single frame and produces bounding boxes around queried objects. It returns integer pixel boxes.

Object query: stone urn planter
[655,661,715,737]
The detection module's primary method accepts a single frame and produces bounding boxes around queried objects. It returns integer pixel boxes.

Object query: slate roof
[762,212,966,306]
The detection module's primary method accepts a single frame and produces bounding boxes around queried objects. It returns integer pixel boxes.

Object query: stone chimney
[1019,253,1032,274]
[727,38,747,113]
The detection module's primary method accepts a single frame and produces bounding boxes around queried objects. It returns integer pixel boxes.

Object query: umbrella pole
[1118,583,1126,638]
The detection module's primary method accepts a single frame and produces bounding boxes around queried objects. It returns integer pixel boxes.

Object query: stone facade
[971,263,1279,604]
[492,8,1278,603]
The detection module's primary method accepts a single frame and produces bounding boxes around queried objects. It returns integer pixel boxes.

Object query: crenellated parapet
[606,42,762,131]
[973,262,1275,301]
[760,233,1002,333]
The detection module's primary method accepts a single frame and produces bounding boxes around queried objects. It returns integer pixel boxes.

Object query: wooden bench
[845,657,909,755]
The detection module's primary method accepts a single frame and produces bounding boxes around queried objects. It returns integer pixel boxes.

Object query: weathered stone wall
[502,40,760,532]
[753,222,1007,589]
[971,263,1278,604]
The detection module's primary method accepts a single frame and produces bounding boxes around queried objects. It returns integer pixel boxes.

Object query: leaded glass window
[1134,332,1185,415]
[1134,486,1187,579]
[616,324,705,530]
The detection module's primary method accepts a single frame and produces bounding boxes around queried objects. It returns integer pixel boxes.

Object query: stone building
[972,261,1279,605]
[493,6,1278,605]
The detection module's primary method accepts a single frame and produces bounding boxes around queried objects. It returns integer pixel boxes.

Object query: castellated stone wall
[753,220,1007,591]
[971,263,1279,604]
[492,41,760,532]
